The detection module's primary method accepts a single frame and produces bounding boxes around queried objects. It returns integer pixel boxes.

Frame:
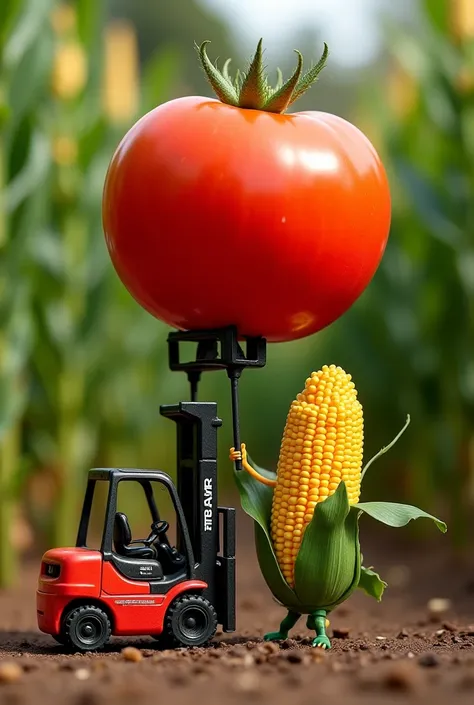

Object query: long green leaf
[4,0,53,69]
[76,0,102,49]
[8,28,54,125]
[356,501,447,533]
[422,0,449,34]
[0,0,21,53]
[394,159,462,248]
[5,131,50,211]
[233,461,273,529]
[358,565,387,601]
[361,414,411,480]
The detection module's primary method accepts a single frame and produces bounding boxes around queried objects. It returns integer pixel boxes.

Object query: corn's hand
[230,444,276,487]
[229,443,248,464]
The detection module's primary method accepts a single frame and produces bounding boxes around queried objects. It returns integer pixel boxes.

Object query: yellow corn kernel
[271,365,363,587]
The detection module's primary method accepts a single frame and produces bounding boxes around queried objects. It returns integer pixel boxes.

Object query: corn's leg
[308,610,331,649]
[264,610,300,641]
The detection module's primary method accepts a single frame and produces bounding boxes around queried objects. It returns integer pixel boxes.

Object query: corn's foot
[309,609,331,650]
[264,610,300,642]
[264,630,288,642]
[312,635,331,649]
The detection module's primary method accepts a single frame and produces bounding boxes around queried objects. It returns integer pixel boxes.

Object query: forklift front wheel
[61,605,111,652]
[52,634,69,646]
[164,594,217,648]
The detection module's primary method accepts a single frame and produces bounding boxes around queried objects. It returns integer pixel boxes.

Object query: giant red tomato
[102,43,390,342]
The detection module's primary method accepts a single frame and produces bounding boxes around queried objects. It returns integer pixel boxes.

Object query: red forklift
[37,327,266,651]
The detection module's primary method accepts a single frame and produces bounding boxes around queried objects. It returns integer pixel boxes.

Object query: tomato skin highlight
[103,96,391,342]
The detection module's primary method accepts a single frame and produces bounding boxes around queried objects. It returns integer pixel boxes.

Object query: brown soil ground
[1,518,474,705]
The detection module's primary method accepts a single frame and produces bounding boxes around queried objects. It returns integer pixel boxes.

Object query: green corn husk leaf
[234,461,301,611]
[294,482,361,612]
[254,523,303,612]
[235,464,361,614]
[356,502,447,533]
[358,565,387,601]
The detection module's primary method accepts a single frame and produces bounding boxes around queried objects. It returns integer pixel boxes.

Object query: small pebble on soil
[0,663,22,684]
[121,647,143,663]
[428,598,452,616]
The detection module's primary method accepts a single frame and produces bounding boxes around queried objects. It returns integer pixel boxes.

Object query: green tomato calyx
[197,39,329,114]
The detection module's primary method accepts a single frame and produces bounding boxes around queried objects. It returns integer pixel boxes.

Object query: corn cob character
[230,365,446,649]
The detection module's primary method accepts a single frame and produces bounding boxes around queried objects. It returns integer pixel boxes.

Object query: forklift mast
[160,402,222,608]
[163,326,267,631]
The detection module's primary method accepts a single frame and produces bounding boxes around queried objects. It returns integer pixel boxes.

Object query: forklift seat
[113,512,157,560]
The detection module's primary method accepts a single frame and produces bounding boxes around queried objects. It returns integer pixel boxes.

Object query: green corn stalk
[0,22,47,552]
[26,0,110,546]
[0,0,54,585]
[25,1,183,548]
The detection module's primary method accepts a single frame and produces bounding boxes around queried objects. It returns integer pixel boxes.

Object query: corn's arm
[229,443,277,488]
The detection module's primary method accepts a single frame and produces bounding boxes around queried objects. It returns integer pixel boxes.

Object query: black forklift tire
[52,634,70,646]
[149,633,174,650]
[62,605,111,652]
[164,594,217,648]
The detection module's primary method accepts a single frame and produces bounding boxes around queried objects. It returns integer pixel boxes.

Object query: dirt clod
[332,627,350,639]
[257,641,279,655]
[418,653,439,668]
[358,662,422,693]
[443,622,458,632]
[282,650,304,663]
[383,663,423,692]
[308,648,326,663]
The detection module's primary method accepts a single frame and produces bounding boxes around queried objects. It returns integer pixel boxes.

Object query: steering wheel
[141,520,170,547]
[151,520,169,536]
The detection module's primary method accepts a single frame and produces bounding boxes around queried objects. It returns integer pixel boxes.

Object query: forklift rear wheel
[164,594,217,647]
[62,605,111,652]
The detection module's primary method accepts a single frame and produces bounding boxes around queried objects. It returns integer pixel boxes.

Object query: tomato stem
[197,39,329,114]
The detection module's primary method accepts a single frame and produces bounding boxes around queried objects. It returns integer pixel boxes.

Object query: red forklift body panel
[100,579,207,636]
[37,548,102,635]
[38,548,102,595]
[101,562,150,595]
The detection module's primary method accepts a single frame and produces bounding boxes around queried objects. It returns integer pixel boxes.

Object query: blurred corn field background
[0,0,473,586]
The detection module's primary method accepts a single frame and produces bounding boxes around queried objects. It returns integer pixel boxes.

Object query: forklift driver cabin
[37,327,266,650]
